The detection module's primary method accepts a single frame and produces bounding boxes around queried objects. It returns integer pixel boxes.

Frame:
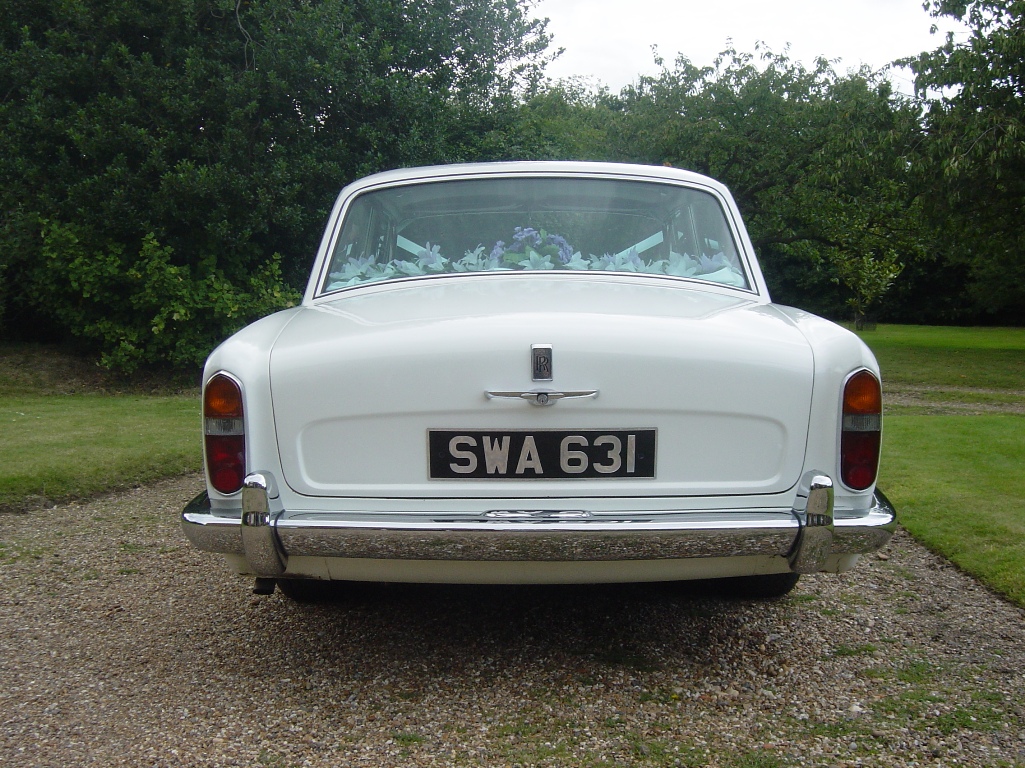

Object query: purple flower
[512,227,542,248]
[546,234,575,264]
[490,240,506,260]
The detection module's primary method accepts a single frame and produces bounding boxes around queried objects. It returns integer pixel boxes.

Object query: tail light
[204,373,245,494]
[840,370,882,491]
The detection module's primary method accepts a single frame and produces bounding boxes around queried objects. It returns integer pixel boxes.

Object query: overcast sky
[533,0,970,94]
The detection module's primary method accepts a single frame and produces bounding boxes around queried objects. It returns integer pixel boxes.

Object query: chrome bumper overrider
[181,471,897,578]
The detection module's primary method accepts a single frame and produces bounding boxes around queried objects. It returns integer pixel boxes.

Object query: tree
[0,0,553,370]
[905,0,1025,321]
[468,79,624,161]
[613,49,929,320]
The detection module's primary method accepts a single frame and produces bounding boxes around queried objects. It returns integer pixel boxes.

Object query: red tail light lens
[840,370,882,491]
[204,373,245,494]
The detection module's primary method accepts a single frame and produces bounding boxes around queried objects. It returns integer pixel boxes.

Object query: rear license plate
[428,429,656,479]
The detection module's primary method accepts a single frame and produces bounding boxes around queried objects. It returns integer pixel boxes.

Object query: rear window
[320,176,749,293]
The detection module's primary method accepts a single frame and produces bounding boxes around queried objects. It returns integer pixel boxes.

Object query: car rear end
[182,162,895,592]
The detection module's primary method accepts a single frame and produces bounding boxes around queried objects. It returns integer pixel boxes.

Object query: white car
[182,161,895,600]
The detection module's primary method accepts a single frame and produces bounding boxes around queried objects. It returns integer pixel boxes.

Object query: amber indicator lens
[843,370,881,416]
[204,374,243,418]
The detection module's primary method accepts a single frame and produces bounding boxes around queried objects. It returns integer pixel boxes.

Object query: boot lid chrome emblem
[485,389,598,407]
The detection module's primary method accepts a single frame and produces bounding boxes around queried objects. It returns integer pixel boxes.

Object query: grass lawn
[860,324,1025,391]
[858,325,1025,606]
[1,394,200,509]
[0,344,200,510]
[880,415,1025,605]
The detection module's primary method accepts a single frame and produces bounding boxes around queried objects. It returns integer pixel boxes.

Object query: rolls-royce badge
[532,344,553,381]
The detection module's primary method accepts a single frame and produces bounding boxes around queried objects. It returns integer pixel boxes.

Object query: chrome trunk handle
[485,389,598,407]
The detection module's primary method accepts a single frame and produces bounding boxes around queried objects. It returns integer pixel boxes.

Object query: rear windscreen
[320,176,749,293]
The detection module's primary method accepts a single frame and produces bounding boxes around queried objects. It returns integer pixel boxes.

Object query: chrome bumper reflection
[181,473,897,577]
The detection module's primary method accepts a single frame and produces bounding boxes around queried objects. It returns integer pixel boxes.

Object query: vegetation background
[1,0,1023,374]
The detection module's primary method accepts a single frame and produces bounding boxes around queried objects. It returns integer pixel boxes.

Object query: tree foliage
[905,0,1025,321]
[0,0,552,370]
[605,49,927,318]
[2,0,1023,375]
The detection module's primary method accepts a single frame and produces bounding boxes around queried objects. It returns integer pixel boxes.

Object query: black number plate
[428,429,656,479]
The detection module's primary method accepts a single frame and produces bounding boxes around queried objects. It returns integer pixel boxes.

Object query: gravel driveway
[2,474,1023,767]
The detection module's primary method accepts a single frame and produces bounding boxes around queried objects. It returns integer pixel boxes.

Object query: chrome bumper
[181,472,897,578]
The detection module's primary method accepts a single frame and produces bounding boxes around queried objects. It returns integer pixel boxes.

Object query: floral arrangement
[326,227,746,291]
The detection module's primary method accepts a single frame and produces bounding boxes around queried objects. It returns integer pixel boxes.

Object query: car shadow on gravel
[236,580,785,687]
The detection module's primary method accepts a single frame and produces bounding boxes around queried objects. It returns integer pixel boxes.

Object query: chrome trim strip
[485,388,598,407]
[275,512,800,561]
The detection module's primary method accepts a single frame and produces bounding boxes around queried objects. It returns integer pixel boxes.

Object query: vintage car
[182,161,896,600]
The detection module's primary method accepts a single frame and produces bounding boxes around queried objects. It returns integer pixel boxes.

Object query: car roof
[339,161,731,197]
